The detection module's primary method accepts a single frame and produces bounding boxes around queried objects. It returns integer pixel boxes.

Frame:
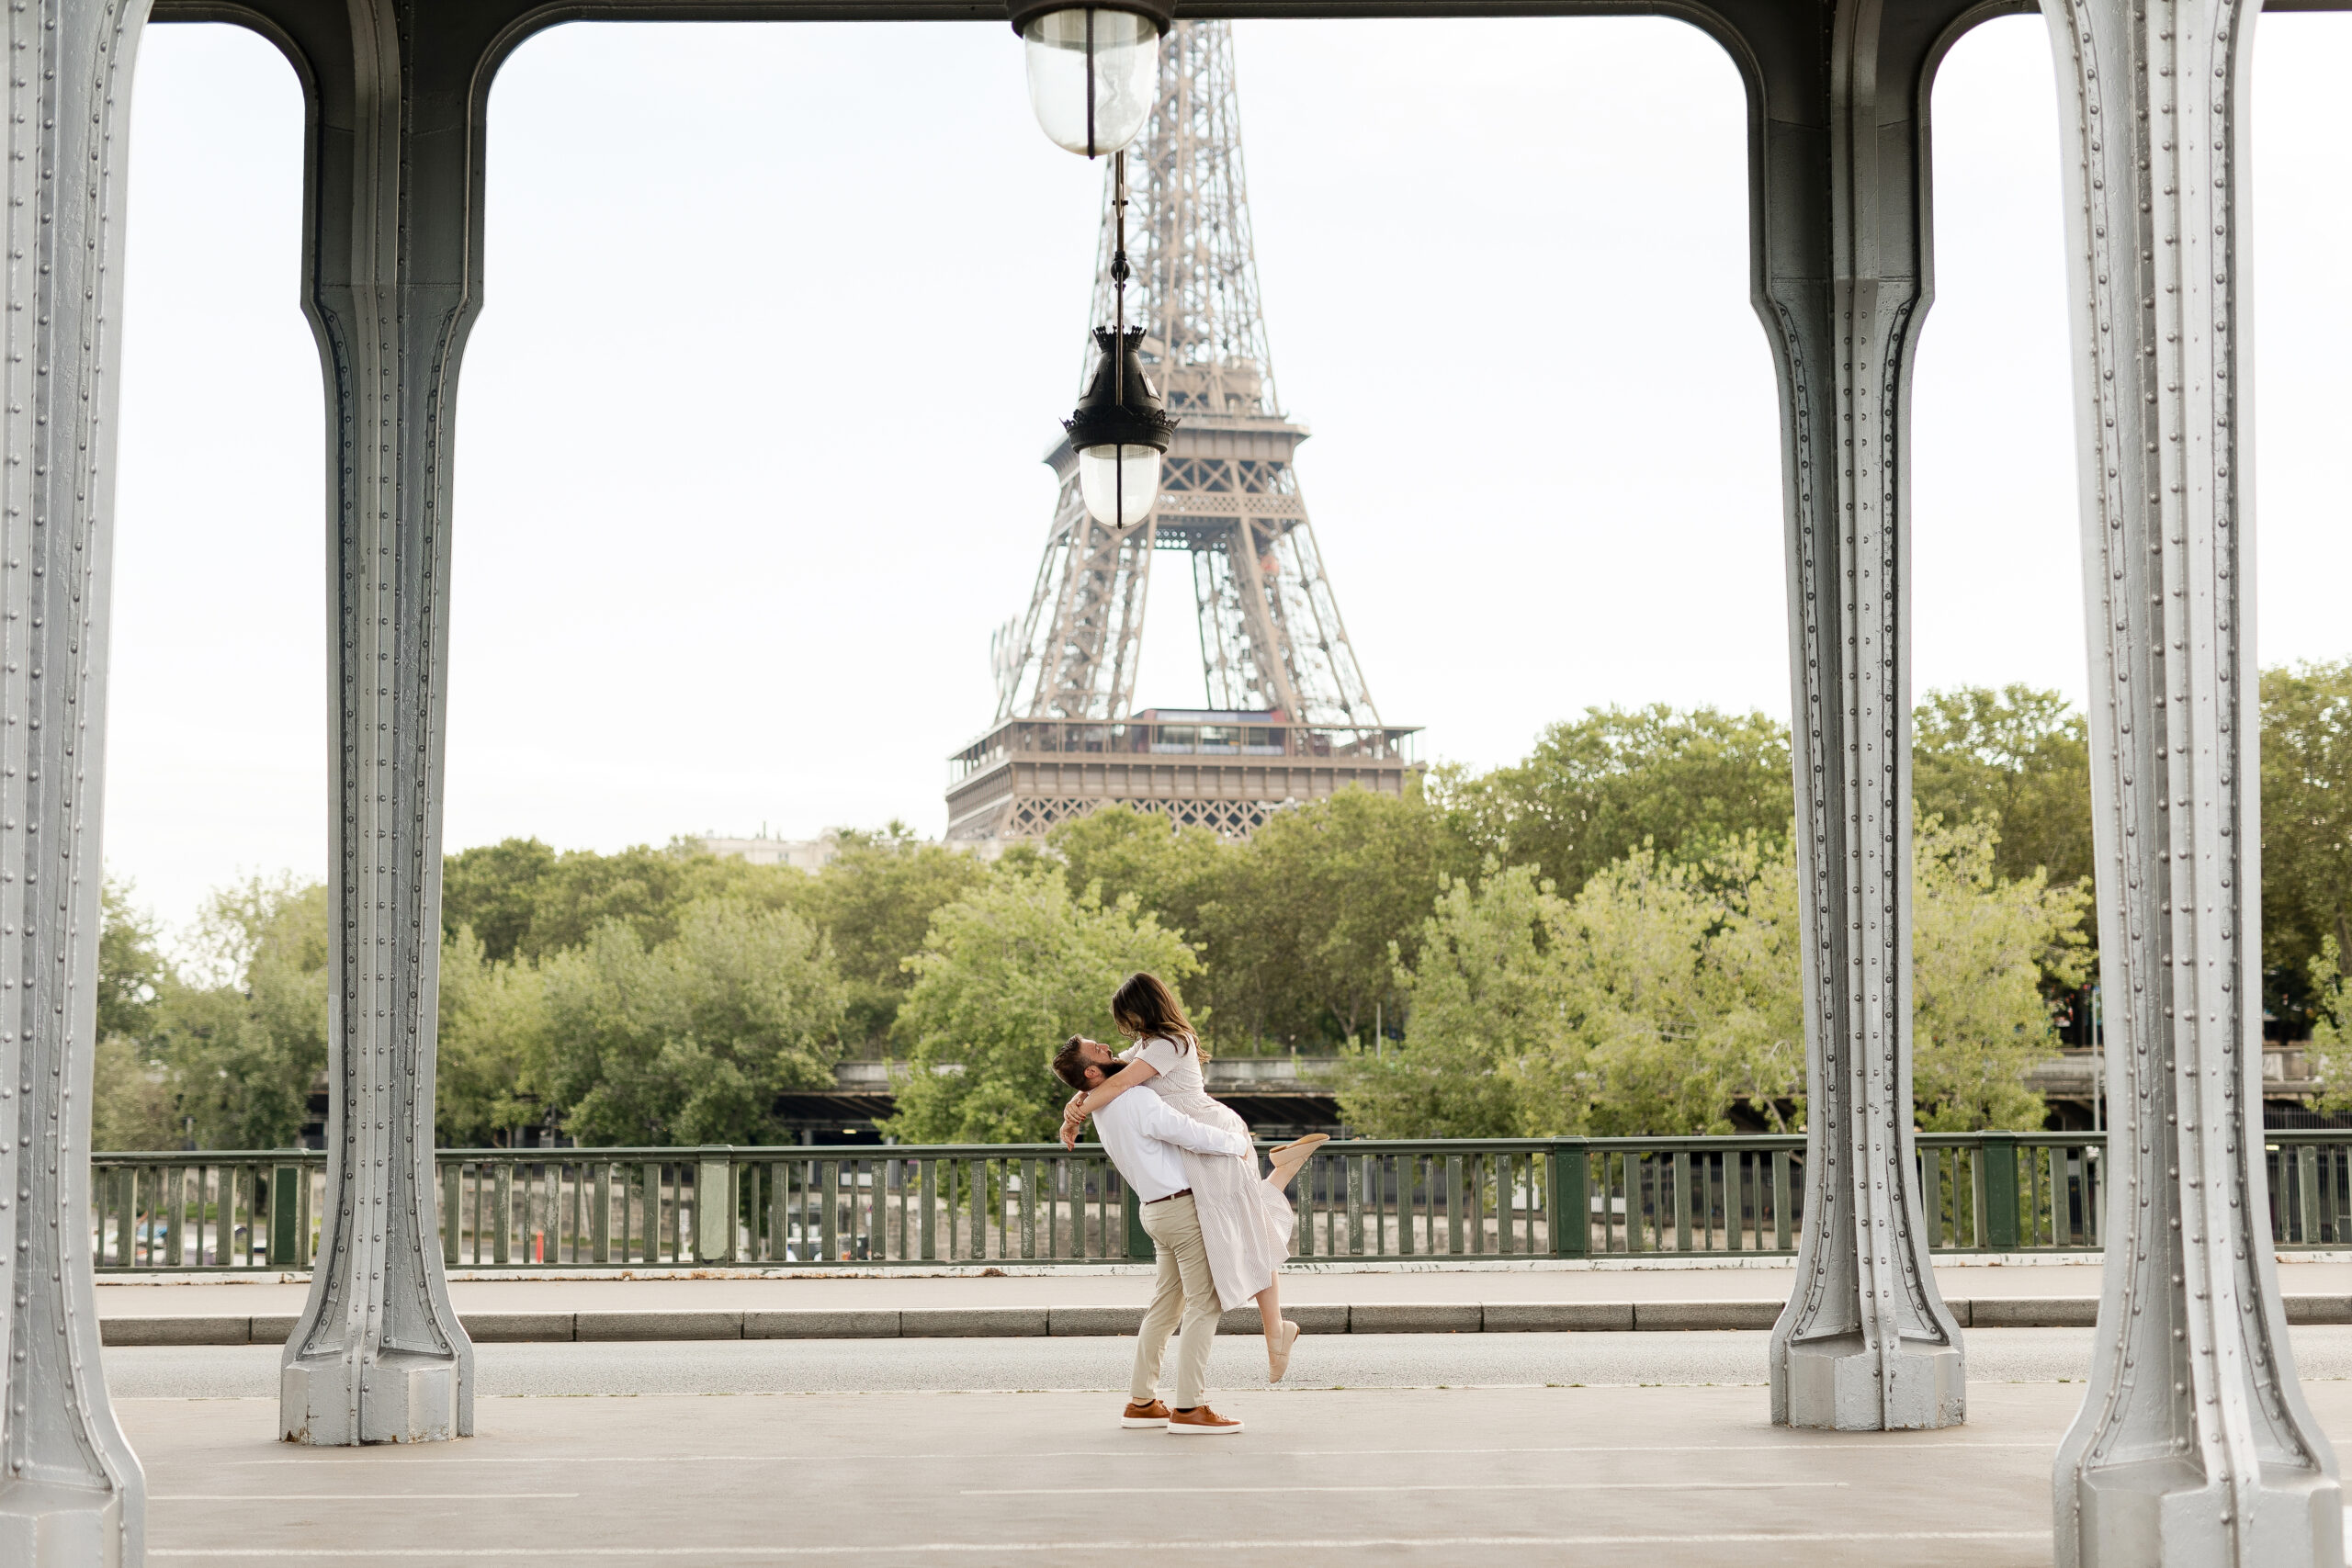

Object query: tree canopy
[89,671,2350,1147]
[2263,661,2352,1032]
[1340,821,2086,1138]
[544,898,845,1145]
[881,866,1198,1145]
[95,875,330,1150]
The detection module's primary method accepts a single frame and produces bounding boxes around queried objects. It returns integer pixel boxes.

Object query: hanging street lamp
[1008,0,1171,157]
[1061,151,1174,527]
[1010,2,1177,525]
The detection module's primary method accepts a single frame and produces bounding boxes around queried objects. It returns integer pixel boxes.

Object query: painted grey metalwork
[992,20,1380,734]
[1754,0,1972,1434]
[0,0,153,1559]
[2041,0,2342,1554]
[266,0,477,1448]
[26,0,2327,1558]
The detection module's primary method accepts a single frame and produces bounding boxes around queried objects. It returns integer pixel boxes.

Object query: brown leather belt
[1143,1189,1193,1205]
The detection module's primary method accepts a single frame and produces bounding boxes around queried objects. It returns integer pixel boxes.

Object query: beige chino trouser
[1133,1193,1219,1410]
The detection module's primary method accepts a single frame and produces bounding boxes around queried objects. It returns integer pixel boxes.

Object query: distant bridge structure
[0,0,2333,1562]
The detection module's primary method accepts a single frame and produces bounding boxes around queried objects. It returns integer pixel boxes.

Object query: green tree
[1912,685,2094,892]
[1531,846,1787,1137]
[2262,660,2352,1033]
[800,824,989,1053]
[98,880,171,1043]
[143,876,333,1149]
[436,928,553,1146]
[92,1033,181,1151]
[1435,705,1792,900]
[883,864,1198,1144]
[2307,939,2352,1112]
[544,897,845,1145]
[1337,862,1558,1138]
[1348,847,1796,1139]
[1208,788,1453,1048]
[1346,825,2077,1138]
[1908,818,2086,1130]
[441,837,560,963]
[517,841,800,963]
[1050,806,1227,943]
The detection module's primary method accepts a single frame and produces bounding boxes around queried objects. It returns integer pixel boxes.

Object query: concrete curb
[99,1295,2352,1345]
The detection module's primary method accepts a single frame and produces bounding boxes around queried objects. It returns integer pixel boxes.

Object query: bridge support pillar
[2041,0,2341,1557]
[277,0,477,1447]
[1752,0,1966,1430]
[0,0,153,1557]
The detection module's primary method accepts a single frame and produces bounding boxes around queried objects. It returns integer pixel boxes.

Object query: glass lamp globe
[1021,7,1160,156]
[1077,442,1162,527]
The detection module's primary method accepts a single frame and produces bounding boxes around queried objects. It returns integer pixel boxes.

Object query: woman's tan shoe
[1267,1319,1301,1382]
[1266,1134,1329,1190]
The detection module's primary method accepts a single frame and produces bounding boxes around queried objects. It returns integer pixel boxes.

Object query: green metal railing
[80,1131,2352,1272]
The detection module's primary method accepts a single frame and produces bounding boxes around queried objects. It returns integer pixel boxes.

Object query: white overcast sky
[110,13,2352,936]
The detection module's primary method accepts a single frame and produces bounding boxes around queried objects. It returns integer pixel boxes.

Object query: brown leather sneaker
[1122,1400,1171,1428]
[1168,1404,1243,1435]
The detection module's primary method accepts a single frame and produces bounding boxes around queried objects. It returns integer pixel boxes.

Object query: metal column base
[2074,1461,2341,1568]
[1778,1334,1963,1431]
[281,1349,464,1446]
[0,1482,128,1568]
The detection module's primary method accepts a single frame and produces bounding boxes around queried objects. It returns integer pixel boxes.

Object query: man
[1053,1035,1247,1435]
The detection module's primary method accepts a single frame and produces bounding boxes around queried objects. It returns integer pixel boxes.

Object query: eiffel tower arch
[947,19,1419,844]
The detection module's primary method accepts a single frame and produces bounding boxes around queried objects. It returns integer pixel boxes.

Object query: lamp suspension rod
[1084,6,1096,157]
[1111,146,1131,525]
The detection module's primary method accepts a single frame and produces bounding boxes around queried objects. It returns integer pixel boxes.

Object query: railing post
[271,1163,302,1269]
[1672,1151,1692,1253]
[1123,1185,1148,1261]
[1980,1134,2020,1252]
[1551,1140,1589,1258]
[2297,1145,2320,1247]
[695,1153,735,1263]
[440,1162,460,1269]
[492,1162,514,1267]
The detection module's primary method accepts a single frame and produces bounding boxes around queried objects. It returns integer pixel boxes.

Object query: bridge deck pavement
[107,1332,2352,1566]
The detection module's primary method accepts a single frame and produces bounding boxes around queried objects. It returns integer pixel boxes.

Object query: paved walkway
[117,1368,2352,1566]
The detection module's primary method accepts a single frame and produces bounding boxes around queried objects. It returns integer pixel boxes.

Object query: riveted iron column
[1754,0,1965,1430]
[2042,0,2341,1554]
[278,0,477,1446]
[0,0,152,1556]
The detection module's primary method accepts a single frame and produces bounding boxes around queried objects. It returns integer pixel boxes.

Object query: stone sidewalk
[91,1257,2352,1343]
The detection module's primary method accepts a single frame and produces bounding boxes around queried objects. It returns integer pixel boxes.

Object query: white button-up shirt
[1091,1087,1250,1201]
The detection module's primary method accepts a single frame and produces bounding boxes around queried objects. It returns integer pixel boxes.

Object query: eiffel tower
[947,20,1419,844]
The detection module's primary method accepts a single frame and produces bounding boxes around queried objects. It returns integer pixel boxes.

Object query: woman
[1060,972,1328,1380]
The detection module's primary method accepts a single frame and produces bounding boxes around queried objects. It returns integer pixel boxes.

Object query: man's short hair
[1051,1035,1094,1092]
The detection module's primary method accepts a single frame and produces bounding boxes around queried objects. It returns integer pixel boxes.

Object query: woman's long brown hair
[1111,972,1202,1056]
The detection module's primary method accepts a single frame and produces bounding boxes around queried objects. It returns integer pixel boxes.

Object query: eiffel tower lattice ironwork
[948,19,1419,844]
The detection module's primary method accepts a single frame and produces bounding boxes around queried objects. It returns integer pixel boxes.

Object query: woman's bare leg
[1256,1280,1283,1341]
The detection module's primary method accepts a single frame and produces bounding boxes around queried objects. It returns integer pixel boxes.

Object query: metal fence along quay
[84,1131,2352,1273]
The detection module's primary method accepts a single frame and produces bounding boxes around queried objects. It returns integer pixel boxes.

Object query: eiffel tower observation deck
[946,20,1419,845]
